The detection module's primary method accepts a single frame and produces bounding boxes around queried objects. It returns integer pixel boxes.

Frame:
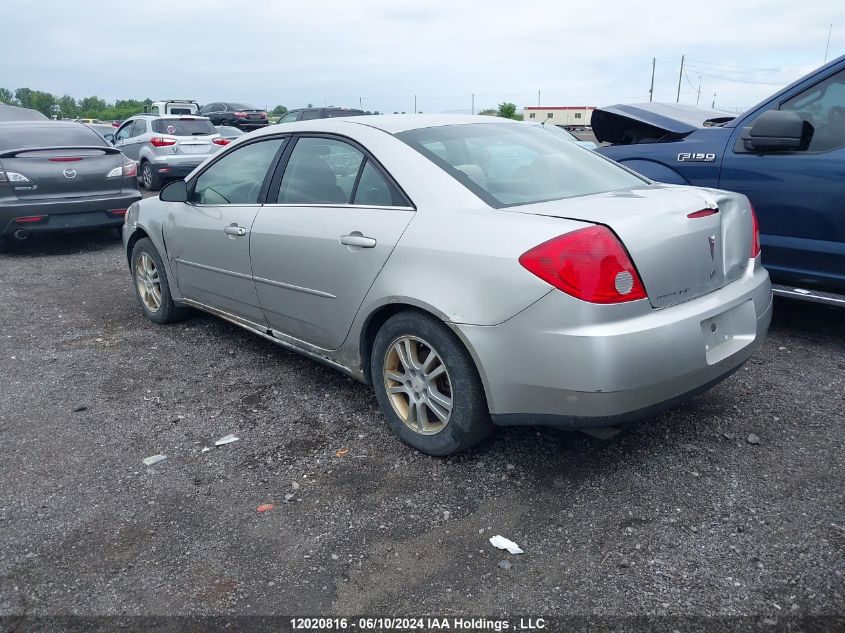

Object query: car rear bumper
[236,120,269,129]
[455,260,773,429]
[0,191,142,236]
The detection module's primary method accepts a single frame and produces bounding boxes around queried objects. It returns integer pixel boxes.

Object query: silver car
[122,115,772,455]
[112,114,227,191]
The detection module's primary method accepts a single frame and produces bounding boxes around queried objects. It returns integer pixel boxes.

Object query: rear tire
[370,310,492,456]
[140,160,161,192]
[130,237,188,324]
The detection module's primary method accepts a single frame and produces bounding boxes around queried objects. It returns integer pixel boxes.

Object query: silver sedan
[122,115,772,455]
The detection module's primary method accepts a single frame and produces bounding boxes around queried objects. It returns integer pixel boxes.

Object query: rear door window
[300,109,323,121]
[352,160,407,206]
[131,119,147,137]
[280,111,300,123]
[276,137,364,204]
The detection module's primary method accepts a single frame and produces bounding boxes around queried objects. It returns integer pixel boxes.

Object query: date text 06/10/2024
[289,617,548,631]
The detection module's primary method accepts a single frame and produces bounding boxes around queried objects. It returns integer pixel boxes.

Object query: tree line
[0,86,519,121]
[0,87,291,121]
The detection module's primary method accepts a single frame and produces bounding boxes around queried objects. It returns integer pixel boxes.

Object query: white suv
[112,114,228,191]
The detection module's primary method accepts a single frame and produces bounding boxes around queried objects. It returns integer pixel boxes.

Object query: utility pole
[414,95,417,114]
[471,93,475,115]
[824,24,833,62]
[696,77,702,105]
[676,54,685,103]
[537,90,541,106]
[712,92,717,108]
[649,57,655,102]
[359,96,362,110]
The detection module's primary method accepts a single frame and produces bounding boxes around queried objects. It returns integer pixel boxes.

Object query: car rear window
[151,119,216,136]
[0,124,107,150]
[227,103,255,111]
[396,123,646,208]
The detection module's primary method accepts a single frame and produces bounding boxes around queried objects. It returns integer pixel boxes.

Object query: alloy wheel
[383,335,453,435]
[142,164,152,189]
[134,252,162,312]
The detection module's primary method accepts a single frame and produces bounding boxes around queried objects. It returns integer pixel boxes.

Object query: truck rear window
[152,119,216,136]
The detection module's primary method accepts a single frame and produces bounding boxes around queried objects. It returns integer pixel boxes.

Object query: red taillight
[212,137,230,146]
[108,209,127,217]
[750,206,761,258]
[259,112,267,119]
[519,226,647,304]
[233,111,247,118]
[15,215,47,224]
[150,136,177,147]
[123,162,137,177]
[49,156,83,162]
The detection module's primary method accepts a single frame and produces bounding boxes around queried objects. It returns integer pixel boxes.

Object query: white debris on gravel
[214,434,239,446]
[489,535,524,554]
[142,454,167,467]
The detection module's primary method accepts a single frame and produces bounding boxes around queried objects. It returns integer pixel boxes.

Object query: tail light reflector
[687,208,718,219]
[15,215,47,224]
[150,136,177,147]
[108,209,127,217]
[212,137,230,146]
[49,156,83,162]
[233,111,247,118]
[750,206,761,258]
[519,226,647,304]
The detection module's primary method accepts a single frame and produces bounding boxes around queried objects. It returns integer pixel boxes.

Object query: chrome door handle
[340,234,377,248]
[224,225,247,237]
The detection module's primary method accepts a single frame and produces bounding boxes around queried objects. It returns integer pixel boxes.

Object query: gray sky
[3,0,844,114]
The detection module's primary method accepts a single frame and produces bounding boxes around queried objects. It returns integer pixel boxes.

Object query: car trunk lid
[509,185,754,308]
[0,146,125,200]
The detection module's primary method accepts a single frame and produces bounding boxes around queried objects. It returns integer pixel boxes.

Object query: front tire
[370,311,492,456]
[140,160,161,192]
[130,238,187,324]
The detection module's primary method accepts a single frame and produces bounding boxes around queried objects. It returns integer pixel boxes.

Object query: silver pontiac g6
[123,115,772,455]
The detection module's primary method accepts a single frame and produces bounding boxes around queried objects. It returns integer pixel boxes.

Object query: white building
[523,106,596,128]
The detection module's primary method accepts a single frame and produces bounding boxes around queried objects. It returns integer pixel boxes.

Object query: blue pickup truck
[595,55,845,307]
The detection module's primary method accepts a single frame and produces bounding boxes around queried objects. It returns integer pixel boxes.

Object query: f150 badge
[678,152,716,162]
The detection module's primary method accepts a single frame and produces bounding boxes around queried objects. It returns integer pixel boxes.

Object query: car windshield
[152,119,216,136]
[541,124,579,141]
[397,123,645,207]
[0,123,107,150]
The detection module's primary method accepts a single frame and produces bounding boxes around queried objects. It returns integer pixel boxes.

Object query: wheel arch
[357,300,494,413]
[125,227,150,265]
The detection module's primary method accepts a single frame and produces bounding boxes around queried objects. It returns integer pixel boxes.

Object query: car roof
[253,114,519,137]
[131,113,209,120]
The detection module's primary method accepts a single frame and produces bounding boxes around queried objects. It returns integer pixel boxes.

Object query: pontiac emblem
[63,168,77,179]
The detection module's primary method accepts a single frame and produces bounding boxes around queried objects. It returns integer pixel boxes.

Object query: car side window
[276,137,364,204]
[780,69,845,152]
[131,119,147,137]
[352,160,406,207]
[300,109,323,121]
[114,122,133,142]
[280,111,299,123]
[190,138,285,205]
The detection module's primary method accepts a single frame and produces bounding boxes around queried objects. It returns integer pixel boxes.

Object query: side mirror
[743,110,808,152]
[160,179,189,203]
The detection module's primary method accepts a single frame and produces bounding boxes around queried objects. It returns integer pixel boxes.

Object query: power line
[686,70,785,86]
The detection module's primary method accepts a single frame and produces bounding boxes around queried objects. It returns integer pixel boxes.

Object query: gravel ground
[0,229,842,629]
